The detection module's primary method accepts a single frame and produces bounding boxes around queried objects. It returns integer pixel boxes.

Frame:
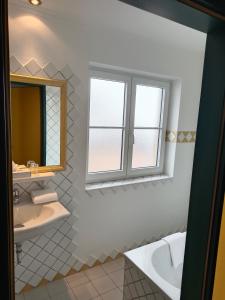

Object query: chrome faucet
[13,189,20,204]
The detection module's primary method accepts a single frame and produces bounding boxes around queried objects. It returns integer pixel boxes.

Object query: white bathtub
[124,237,184,300]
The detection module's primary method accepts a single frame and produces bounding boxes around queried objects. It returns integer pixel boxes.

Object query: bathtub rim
[124,240,181,300]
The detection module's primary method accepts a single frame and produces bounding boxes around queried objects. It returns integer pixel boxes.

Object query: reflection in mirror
[10,75,67,172]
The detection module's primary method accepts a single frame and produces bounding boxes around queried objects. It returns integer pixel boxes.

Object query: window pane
[90,78,125,126]
[134,85,163,127]
[88,128,123,173]
[132,129,159,169]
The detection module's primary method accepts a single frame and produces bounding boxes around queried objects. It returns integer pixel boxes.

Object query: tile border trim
[166,130,196,143]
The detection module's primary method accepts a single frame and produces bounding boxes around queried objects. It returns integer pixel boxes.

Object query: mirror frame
[10,73,67,173]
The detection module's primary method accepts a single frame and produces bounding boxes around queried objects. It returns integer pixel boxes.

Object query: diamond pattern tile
[25,59,42,76]
[44,63,58,78]
[166,130,196,143]
[11,57,77,294]
[10,56,22,73]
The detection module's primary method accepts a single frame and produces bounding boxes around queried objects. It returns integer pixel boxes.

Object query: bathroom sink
[14,201,70,243]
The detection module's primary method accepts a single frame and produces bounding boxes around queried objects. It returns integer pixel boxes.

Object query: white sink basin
[14,201,70,243]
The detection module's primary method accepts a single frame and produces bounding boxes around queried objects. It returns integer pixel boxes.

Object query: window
[86,69,170,183]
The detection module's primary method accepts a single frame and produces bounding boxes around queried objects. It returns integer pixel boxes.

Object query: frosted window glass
[90,78,125,126]
[88,129,123,173]
[132,129,159,168]
[134,85,162,127]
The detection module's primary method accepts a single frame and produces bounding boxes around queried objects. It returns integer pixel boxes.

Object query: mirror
[10,74,67,172]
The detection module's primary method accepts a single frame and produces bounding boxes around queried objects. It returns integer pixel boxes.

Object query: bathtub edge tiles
[123,257,171,300]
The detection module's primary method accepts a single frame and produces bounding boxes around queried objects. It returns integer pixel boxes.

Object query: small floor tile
[72,282,98,300]
[49,288,77,300]
[92,276,116,294]
[108,269,124,288]
[101,288,123,300]
[115,257,125,268]
[102,261,123,274]
[66,272,89,288]
[47,279,69,297]
[24,286,49,300]
[85,265,106,281]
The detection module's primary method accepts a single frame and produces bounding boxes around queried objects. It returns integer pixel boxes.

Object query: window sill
[85,174,173,191]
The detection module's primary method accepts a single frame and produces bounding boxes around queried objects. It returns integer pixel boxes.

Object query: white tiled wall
[11,57,78,293]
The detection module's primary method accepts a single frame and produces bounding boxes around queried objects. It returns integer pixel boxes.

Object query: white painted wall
[9,0,206,263]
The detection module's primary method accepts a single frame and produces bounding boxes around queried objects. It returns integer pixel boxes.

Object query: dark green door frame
[183,26,225,300]
[120,1,225,300]
[0,0,15,300]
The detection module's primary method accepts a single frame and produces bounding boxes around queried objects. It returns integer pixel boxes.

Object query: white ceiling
[9,0,206,53]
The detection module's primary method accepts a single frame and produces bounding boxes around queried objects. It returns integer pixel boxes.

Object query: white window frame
[86,68,170,183]
[127,77,170,177]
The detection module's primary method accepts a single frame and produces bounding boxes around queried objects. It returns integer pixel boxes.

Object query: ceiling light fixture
[28,0,42,6]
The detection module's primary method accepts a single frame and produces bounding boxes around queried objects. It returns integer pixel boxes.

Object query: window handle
[129,131,135,144]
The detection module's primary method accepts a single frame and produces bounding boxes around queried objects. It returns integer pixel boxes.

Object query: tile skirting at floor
[16,257,125,300]
[19,254,123,294]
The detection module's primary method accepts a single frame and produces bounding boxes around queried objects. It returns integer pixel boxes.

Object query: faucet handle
[13,188,19,196]
[13,189,20,204]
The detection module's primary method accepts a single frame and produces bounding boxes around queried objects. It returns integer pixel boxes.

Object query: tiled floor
[16,257,124,300]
